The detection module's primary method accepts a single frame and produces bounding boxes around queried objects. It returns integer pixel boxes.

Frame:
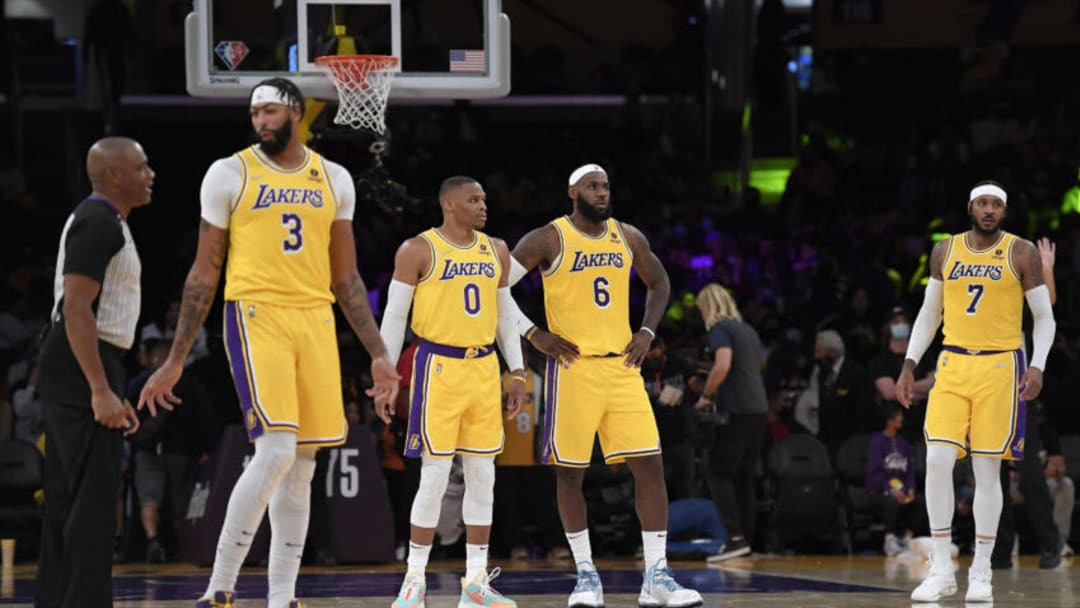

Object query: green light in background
[742,102,752,133]
[1062,186,1080,215]
[748,158,796,205]
[930,232,950,243]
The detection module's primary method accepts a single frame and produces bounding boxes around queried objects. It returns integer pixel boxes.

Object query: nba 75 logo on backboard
[215,41,250,71]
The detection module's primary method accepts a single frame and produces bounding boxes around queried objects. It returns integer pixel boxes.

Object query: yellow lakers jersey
[411,229,501,347]
[941,231,1024,351]
[225,146,339,306]
[542,216,633,356]
[496,370,542,466]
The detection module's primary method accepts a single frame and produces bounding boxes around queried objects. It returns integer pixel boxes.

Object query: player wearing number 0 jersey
[138,78,398,608]
[504,164,702,608]
[381,176,527,608]
[898,180,1055,603]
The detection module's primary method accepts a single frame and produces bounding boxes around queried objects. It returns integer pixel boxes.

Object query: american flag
[450,49,485,73]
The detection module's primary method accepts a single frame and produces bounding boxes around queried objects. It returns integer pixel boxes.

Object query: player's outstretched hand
[622,330,652,368]
[367,354,401,419]
[505,373,526,420]
[137,359,183,416]
[1037,237,1056,270]
[1019,366,1044,401]
[895,368,915,409]
[529,329,580,364]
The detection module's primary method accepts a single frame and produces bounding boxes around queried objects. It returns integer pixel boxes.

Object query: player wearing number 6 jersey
[503,165,702,608]
[138,78,399,608]
[381,176,527,608]
[897,180,1056,604]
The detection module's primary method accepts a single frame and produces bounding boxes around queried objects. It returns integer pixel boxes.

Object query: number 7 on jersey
[966,283,984,315]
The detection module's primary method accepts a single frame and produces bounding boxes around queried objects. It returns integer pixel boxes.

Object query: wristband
[524,325,539,340]
[639,326,656,338]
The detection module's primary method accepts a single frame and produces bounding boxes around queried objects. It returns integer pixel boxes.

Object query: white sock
[205,432,297,598]
[642,530,668,570]
[971,456,1003,568]
[466,543,489,581]
[406,542,432,578]
[566,529,594,571]
[267,451,316,608]
[932,533,954,566]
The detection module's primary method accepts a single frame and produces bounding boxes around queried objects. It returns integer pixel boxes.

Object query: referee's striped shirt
[50,197,142,348]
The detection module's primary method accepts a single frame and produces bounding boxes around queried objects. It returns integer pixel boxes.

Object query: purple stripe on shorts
[403,343,433,458]
[224,301,264,441]
[540,356,557,464]
[1011,349,1027,460]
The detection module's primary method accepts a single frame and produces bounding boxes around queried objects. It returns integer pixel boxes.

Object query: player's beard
[576,193,612,222]
[257,120,293,155]
[969,209,1003,236]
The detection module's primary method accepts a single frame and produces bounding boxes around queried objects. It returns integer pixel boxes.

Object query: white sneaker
[638,562,703,608]
[965,565,993,603]
[910,559,957,602]
[391,573,426,608]
[567,566,604,608]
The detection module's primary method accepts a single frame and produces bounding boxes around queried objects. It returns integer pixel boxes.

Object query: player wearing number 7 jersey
[897,180,1055,603]
[138,77,400,608]
[381,176,528,608]
[503,164,702,608]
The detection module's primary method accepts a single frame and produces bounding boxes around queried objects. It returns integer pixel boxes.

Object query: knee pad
[278,449,316,513]
[410,456,453,528]
[249,432,298,504]
[462,456,495,526]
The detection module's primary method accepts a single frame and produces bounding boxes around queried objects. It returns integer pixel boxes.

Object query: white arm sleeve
[1025,285,1055,371]
[498,282,538,336]
[904,278,944,365]
[379,280,414,367]
[199,157,244,229]
[325,160,357,221]
[508,256,529,287]
[496,287,525,371]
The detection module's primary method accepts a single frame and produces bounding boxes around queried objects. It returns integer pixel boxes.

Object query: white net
[315,55,399,135]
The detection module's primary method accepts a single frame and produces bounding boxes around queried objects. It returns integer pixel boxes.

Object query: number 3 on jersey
[282,213,303,253]
[966,283,984,315]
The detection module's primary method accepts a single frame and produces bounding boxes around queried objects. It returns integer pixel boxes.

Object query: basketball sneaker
[286,601,307,608]
[965,564,993,602]
[195,591,236,608]
[910,557,957,602]
[392,573,426,608]
[567,565,604,608]
[638,561,703,608]
[458,567,517,607]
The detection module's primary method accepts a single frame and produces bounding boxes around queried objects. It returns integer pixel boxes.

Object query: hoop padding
[315,55,399,135]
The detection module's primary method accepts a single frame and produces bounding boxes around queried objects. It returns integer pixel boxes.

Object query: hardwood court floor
[2,554,1077,606]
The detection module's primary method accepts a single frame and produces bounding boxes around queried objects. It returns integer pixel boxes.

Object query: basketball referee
[34,137,154,608]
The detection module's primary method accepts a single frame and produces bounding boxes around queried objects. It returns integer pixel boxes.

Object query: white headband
[569,163,607,186]
[250,84,292,107]
[969,184,1007,205]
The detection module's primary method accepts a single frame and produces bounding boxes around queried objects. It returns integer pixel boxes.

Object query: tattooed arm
[329,220,400,411]
[138,219,227,414]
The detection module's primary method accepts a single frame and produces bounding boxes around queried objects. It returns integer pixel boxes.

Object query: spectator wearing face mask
[869,307,936,445]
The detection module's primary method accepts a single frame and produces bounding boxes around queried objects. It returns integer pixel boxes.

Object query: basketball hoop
[315,54,399,135]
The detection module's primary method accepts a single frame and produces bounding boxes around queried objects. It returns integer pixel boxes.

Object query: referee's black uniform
[35,197,141,608]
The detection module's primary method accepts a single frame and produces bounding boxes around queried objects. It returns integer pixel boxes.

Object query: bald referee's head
[87,137,155,214]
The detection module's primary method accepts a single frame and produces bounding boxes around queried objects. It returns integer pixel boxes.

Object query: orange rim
[314,54,399,71]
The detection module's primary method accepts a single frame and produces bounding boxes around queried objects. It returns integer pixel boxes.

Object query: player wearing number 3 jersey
[138,78,399,608]
[381,176,527,608]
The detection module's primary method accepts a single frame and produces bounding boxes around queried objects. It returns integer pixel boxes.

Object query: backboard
[185,0,510,100]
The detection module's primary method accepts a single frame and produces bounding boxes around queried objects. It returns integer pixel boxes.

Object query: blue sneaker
[638,562,702,608]
[567,565,604,607]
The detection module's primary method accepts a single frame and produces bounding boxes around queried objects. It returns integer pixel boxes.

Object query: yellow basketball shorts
[925,346,1026,460]
[404,340,504,459]
[223,300,346,447]
[541,355,661,467]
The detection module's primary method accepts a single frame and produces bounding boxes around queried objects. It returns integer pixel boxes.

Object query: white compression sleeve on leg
[905,278,944,365]
[924,444,958,531]
[971,456,1003,538]
[1025,285,1055,371]
[267,447,316,608]
[461,456,496,526]
[410,455,454,528]
[379,280,415,366]
[205,432,297,597]
[496,288,525,370]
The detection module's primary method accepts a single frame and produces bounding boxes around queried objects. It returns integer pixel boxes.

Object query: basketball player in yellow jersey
[380,176,527,608]
[505,165,703,608]
[138,78,399,608]
[897,180,1055,604]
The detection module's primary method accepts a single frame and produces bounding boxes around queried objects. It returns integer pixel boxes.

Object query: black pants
[994,405,1059,561]
[493,466,565,554]
[707,414,766,542]
[35,401,123,608]
[867,492,929,536]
